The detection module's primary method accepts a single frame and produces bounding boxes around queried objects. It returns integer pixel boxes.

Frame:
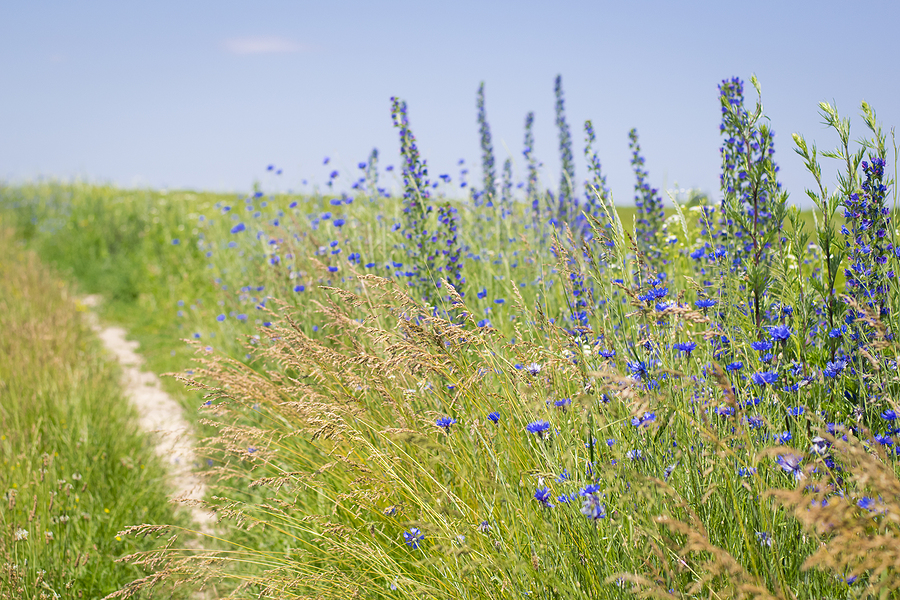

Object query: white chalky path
[80,295,214,531]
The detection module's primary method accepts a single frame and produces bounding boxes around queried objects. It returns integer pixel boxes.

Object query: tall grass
[0,226,189,598]
[0,77,897,599]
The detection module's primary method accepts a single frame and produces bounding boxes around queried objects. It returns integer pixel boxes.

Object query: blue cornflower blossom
[695,298,717,310]
[874,434,893,446]
[526,420,551,437]
[725,361,744,372]
[881,409,898,421]
[769,325,792,342]
[534,487,554,507]
[636,412,656,427]
[627,360,649,380]
[857,497,876,511]
[787,406,805,417]
[673,341,696,356]
[626,449,644,461]
[751,371,779,386]
[751,340,772,352]
[436,416,457,431]
[823,359,846,378]
[524,362,542,376]
[776,453,804,480]
[580,494,606,520]
[810,436,830,455]
[487,411,500,423]
[403,528,424,549]
[554,398,571,409]
[231,222,246,234]
[756,531,773,547]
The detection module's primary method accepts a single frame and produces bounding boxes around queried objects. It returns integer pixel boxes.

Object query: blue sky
[2,0,898,206]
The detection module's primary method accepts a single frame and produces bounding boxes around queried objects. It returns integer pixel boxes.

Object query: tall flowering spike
[477,82,496,206]
[391,97,431,233]
[500,157,513,220]
[391,97,433,301]
[555,75,575,223]
[843,151,892,321]
[583,120,610,225]
[524,112,540,222]
[437,202,464,295]
[365,147,379,199]
[629,128,664,262]
[717,77,783,268]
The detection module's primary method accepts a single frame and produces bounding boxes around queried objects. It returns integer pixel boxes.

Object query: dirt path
[79,295,214,531]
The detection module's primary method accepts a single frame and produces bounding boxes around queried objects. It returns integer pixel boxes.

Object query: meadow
[1,75,899,599]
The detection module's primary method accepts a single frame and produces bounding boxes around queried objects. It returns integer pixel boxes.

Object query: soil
[79,295,214,531]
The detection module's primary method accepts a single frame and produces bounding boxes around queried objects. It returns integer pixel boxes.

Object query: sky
[2,0,898,207]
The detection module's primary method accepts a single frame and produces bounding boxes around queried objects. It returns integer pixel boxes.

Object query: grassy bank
[0,225,188,599]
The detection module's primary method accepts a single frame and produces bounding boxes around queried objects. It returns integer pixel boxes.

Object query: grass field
[0,225,189,599]
[0,88,897,599]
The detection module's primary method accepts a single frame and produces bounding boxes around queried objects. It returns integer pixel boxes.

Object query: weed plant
[1,76,898,599]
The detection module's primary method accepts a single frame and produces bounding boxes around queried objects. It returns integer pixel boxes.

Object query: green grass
[0,224,190,599]
[0,180,894,599]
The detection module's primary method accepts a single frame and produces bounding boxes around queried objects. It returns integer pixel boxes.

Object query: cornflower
[524,362,542,376]
[673,341,696,357]
[751,370,778,386]
[580,494,606,520]
[436,416,457,431]
[534,487,554,507]
[776,453,804,479]
[403,528,424,549]
[526,420,551,437]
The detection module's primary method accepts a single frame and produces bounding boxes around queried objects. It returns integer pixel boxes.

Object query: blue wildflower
[487,411,500,423]
[823,359,846,378]
[857,497,875,511]
[403,528,424,549]
[524,362,541,376]
[436,416,457,431]
[769,325,792,342]
[776,453,804,479]
[751,371,779,386]
[526,420,551,437]
[534,487,554,507]
[580,494,606,520]
[231,223,246,234]
[673,341,696,356]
